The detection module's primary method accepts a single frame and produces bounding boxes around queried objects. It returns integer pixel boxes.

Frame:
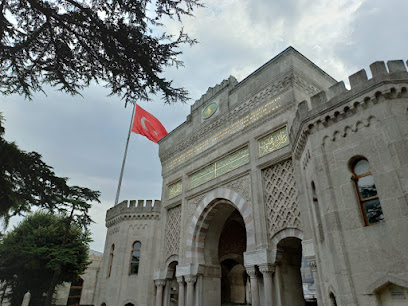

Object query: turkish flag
[132,104,168,143]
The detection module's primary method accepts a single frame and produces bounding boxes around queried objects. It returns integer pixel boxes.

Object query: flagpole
[115,102,137,205]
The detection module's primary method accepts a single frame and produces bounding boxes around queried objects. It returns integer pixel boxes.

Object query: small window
[351,158,384,225]
[311,181,324,242]
[108,244,115,278]
[129,241,141,274]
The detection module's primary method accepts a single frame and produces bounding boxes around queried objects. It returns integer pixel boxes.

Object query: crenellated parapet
[106,199,161,227]
[190,75,238,112]
[290,59,408,159]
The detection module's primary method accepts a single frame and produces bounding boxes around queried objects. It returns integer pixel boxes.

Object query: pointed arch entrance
[183,187,255,305]
[186,187,256,264]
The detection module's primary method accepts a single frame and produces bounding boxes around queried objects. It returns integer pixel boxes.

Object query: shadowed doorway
[218,210,248,305]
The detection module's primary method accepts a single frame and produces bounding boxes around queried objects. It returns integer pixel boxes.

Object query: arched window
[108,244,115,277]
[124,303,135,306]
[129,241,141,274]
[351,158,384,225]
[66,278,83,306]
[311,181,324,242]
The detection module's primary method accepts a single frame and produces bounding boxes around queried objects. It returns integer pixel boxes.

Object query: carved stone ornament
[184,275,197,283]
[165,205,181,258]
[176,276,184,284]
[161,71,313,168]
[154,279,166,287]
[259,264,275,275]
[222,175,251,201]
[129,223,148,231]
[184,194,206,230]
[107,227,119,236]
[262,159,302,240]
[246,266,257,278]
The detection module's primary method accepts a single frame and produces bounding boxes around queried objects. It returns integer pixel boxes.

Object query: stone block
[370,61,388,77]
[298,100,309,115]
[349,69,368,88]
[387,60,407,73]
[327,81,347,100]
[311,91,327,109]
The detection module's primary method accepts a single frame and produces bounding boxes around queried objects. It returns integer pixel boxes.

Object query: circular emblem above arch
[185,187,256,263]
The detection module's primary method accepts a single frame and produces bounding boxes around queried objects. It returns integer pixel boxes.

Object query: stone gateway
[94,47,408,306]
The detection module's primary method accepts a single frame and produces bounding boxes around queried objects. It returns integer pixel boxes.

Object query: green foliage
[0,114,100,305]
[0,0,202,104]
[0,211,91,306]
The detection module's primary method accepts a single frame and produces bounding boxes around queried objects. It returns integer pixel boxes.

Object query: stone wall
[291,59,408,305]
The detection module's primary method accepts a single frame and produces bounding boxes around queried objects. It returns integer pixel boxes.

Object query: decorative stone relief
[293,74,321,97]
[161,72,305,166]
[184,194,206,230]
[129,223,149,231]
[107,227,119,236]
[165,205,181,258]
[222,175,251,201]
[262,159,302,240]
[322,115,378,145]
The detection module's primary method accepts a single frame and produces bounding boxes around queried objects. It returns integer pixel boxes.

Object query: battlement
[190,75,238,112]
[106,199,161,223]
[290,59,408,145]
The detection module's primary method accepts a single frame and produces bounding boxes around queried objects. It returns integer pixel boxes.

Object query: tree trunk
[44,269,61,306]
[44,206,75,306]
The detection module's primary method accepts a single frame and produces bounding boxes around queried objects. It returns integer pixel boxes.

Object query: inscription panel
[167,97,281,170]
[188,147,249,189]
[168,180,182,200]
[258,127,289,157]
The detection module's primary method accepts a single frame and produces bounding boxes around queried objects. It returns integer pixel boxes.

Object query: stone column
[246,266,260,306]
[177,276,185,306]
[185,275,197,306]
[259,264,275,306]
[155,279,166,306]
[273,264,282,306]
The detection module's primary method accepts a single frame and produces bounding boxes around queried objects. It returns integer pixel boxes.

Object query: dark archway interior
[276,237,305,306]
[218,210,247,304]
[167,261,179,306]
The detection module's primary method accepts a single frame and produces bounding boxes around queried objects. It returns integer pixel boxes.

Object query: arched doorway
[166,261,179,306]
[199,201,248,305]
[276,237,305,306]
[219,210,247,304]
[186,188,255,306]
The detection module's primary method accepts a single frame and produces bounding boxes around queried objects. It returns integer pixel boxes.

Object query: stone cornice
[106,213,160,227]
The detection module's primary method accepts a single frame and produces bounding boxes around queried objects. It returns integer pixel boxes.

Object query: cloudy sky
[2,0,407,252]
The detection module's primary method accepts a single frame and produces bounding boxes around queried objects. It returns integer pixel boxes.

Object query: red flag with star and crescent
[131,104,168,143]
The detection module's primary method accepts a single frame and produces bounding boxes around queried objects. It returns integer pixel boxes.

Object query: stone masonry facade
[93,47,408,306]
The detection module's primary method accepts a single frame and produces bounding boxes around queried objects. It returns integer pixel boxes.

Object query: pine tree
[0,0,202,104]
